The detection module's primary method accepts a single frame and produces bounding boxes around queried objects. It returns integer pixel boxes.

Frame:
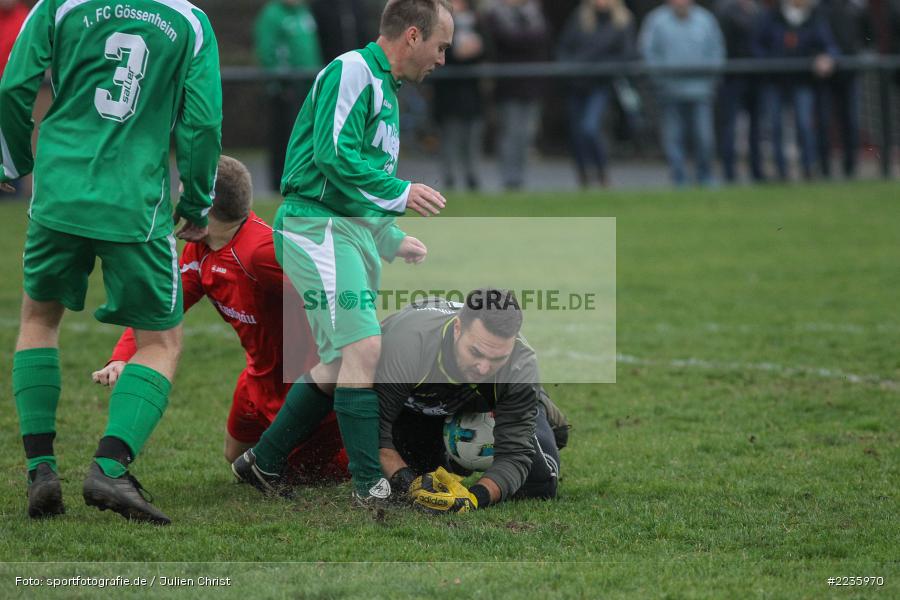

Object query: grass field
[0,182,897,599]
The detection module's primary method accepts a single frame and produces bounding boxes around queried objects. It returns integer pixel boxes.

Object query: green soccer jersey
[281,42,410,218]
[255,1,322,70]
[0,0,222,242]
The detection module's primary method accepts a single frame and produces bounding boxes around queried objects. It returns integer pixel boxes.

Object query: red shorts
[226,370,348,483]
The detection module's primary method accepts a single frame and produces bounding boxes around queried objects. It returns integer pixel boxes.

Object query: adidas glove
[410,467,489,514]
[409,469,447,497]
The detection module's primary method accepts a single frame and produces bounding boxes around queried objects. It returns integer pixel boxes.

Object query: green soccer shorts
[22,220,183,331]
[275,199,382,365]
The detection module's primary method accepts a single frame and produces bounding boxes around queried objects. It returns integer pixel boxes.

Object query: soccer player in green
[232,0,452,505]
[0,0,222,524]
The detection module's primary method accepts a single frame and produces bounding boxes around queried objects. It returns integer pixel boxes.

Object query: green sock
[97,364,170,477]
[254,376,333,474]
[13,348,61,472]
[333,387,382,494]
[95,457,127,478]
[26,455,57,473]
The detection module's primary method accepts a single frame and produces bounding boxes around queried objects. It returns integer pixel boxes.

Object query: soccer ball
[443,411,495,471]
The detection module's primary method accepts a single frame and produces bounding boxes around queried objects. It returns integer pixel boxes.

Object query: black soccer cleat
[27,463,65,519]
[82,462,171,525]
[231,449,292,498]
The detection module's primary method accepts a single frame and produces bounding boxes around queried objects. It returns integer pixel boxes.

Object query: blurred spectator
[714,0,765,183]
[753,0,839,181]
[311,0,371,62]
[639,0,725,186]
[255,0,323,191]
[815,0,872,179]
[434,0,486,191]
[893,0,900,94]
[558,0,636,187]
[1,0,29,198]
[485,0,550,190]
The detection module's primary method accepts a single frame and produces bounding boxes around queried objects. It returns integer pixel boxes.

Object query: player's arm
[371,220,426,264]
[173,11,222,229]
[479,381,540,503]
[372,220,407,261]
[0,2,52,183]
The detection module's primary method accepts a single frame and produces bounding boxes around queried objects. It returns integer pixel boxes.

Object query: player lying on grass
[377,289,569,513]
[235,287,570,512]
[93,156,349,485]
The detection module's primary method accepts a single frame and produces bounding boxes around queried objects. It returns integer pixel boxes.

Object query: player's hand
[410,467,478,514]
[389,466,419,499]
[396,236,427,264]
[92,361,127,387]
[406,183,446,217]
[0,182,15,193]
[409,469,448,497]
[174,215,208,242]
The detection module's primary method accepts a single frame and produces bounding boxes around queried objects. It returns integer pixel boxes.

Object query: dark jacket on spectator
[433,9,486,120]
[752,5,840,83]
[557,8,636,90]
[310,0,370,62]
[817,0,872,56]
[715,0,762,59]
[485,1,550,101]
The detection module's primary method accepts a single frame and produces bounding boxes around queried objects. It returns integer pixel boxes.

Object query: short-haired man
[233,0,453,506]
[378,289,569,512]
[1,0,221,524]
[93,157,348,485]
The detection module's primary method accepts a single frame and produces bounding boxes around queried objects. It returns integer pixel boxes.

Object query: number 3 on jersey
[94,33,149,123]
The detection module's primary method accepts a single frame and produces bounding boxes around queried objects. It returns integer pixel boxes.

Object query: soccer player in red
[93,156,348,486]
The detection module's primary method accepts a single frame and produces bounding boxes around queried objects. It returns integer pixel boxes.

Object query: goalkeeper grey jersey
[376,297,541,499]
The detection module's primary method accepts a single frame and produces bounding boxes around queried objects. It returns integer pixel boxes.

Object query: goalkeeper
[378,289,570,513]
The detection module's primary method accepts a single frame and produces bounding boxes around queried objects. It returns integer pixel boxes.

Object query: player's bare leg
[13,295,66,518]
[224,433,253,463]
[82,326,182,525]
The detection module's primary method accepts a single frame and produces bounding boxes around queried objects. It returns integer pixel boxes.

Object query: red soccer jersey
[0,3,29,77]
[111,212,318,407]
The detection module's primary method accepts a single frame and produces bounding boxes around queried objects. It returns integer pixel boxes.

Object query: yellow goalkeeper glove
[410,467,479,514]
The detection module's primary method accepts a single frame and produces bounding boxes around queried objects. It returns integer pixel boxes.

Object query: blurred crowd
[247,0,899,190]
[3,0,900,191]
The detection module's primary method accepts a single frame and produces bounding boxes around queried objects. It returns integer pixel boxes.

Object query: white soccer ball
[443,411,495,471]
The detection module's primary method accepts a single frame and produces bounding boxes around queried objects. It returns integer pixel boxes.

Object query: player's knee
[19,295,65,330]
[135,325,183,354]
[342,336,381,372]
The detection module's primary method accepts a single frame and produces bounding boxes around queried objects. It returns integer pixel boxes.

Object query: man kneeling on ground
[378,288,570,513]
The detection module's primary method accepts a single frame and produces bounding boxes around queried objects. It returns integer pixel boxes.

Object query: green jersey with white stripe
[0,0,222,242]
[281,42,410,217]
